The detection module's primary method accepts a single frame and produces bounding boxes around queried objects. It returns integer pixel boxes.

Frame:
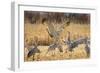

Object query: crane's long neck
[67,31,71,42]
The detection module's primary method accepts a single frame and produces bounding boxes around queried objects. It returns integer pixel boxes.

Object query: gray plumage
[27,46,40,58]
[84,39,90,56]
[45,20,70,53]
[85,44,90,55]
[47,43,63,53]
[64,31,90,52]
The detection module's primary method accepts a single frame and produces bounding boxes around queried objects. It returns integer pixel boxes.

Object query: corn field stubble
[24,23,90,61]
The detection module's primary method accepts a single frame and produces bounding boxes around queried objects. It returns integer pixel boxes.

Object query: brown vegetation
[24,11,90,61]
[24,23,90,61]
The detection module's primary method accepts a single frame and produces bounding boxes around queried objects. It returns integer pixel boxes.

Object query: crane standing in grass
[43,16,70,55]
[27,36,40,61]
[64,31,90,57]
[27,45,40,60]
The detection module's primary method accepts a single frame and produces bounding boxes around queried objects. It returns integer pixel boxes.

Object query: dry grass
[25,44,88,61]
[24,23,90,61]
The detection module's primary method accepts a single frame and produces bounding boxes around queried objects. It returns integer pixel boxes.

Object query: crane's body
[27,46,40,60]
[44,18,70,54]
[64,31,90,56]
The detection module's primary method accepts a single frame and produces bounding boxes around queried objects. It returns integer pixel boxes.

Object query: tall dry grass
[24,23,90,61]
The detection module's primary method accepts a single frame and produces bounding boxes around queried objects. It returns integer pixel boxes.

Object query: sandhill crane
[44,18,70,55]
[27,45,40,60]
[27,36,40,61]
[64,31,90,54]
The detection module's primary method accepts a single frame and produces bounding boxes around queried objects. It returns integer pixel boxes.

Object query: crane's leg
[32,54,35,61]
[85,45,90,57]
[52,50,55,56]
[36,53,40,61]
[46,44,56,56]
[57,44,63,52]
